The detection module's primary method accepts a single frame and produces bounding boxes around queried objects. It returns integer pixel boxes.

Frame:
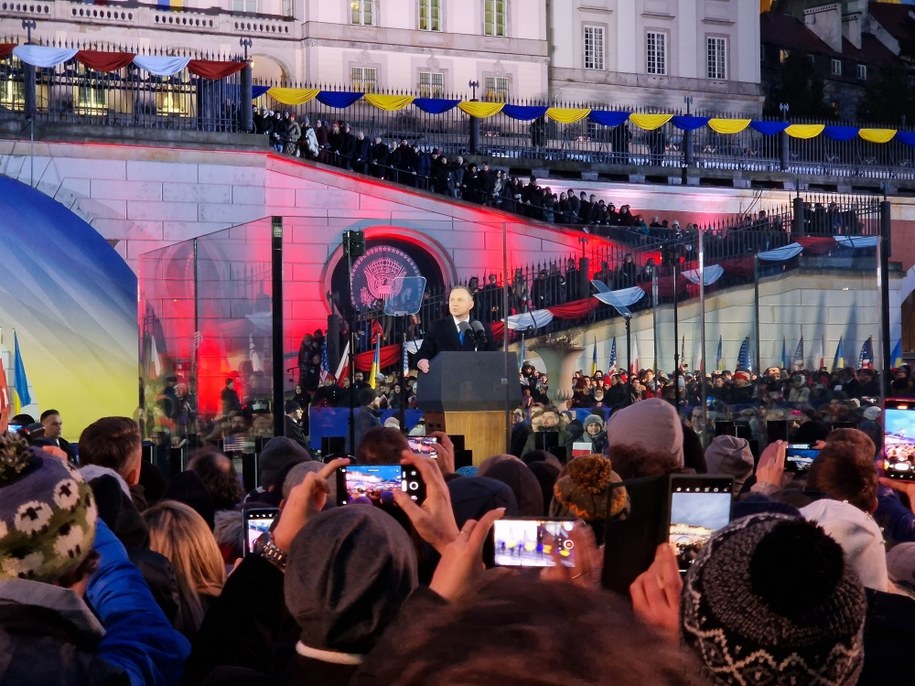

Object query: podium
[417,352,520,465]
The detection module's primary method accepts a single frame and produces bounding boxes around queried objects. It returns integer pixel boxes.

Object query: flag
[832,337,844,372]
[716,335,723,371]
[781,337,788,370]
[334,340,351,387]
[402,341,409,377]
[157,0,183,8]
[629,335,639,374]
[892,339,904,368]
[608,337,617,373]
[148,332,162,378]
[736,336,750,371]
[858,337,874,369]
[369,335,381,389]
[319,338,330,384]
[11,331,31,414]
[680,335,686,368]
[819,335,826,370]
[0,355,9,432]
[519,335,526,371]
[591,337,598,376]
[793,337,804,370]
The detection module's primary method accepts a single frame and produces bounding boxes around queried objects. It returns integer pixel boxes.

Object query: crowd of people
[7,360,915,685]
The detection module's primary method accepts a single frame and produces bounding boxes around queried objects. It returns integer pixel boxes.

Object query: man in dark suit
[416,286,491,374]
[39,409,78,464]
[283,400,309,449]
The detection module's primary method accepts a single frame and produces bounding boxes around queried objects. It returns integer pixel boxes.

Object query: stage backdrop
[0,175,137,437]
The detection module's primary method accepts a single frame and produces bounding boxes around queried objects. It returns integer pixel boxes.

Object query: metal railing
[2,42,915,183]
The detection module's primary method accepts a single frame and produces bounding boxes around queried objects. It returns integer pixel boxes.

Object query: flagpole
[651,268,659,392]
[879,198,891,399]
[673,260,681,408]
[698,227,707,439]
[754,253,761,374]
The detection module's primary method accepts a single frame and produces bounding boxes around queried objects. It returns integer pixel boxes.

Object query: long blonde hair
[142,500,226,637]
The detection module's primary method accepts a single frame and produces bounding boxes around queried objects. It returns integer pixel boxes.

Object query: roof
[869,0,915,45]
[760,11,840,56]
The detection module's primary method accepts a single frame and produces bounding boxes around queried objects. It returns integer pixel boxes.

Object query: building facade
[1,0,762,109]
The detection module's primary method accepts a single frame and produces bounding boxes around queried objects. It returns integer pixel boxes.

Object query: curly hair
[807,439,878,513]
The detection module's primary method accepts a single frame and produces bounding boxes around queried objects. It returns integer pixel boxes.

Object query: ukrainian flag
[11,331,31,414]
[369,335,380,390]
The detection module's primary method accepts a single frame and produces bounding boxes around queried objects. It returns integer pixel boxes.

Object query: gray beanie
[582,414,604,432]
[704,435,754,494]
[605,398,684,467]
[284,505,418,654]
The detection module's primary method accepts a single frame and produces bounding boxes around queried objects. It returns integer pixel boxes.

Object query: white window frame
[418,70,445,97]
[831,58,842,76]
[351,66,378,92]
[483,75,509,102]
[706,36,727,80]
[483,0,506,37]
[856,63,867,80]
[351,0,375,26]
[232,0,257,12]
[646,31,667,76]
[419,0,441,31]
[584,25,605,71]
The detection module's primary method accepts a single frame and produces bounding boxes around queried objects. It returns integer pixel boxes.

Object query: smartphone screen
[766,419,788,445]
[715,421,736,437]
[336,464,426,505]
[5,424,22,434]
[407,436,438,457]
[785,444,819,473]
[243,507,279,555]
[668,476,733,574]
[884,400,915,480]
[492,517,576,568]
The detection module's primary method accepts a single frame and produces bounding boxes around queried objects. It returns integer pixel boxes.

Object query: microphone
[470,320,487,343]
[458,321,472,339]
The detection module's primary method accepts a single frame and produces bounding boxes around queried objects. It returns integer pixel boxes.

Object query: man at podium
[416,286,494,373]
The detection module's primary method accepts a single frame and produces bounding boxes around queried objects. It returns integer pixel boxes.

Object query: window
[706,37,727,80]
[418,70,444,97]
[584,26,605,70]
[419,0,441,31]
[0,77,24,111]
[483,0,506,37]
[856,63,867,80]
[157,89,189,116]
[351,0,375,26]
[76,68,108,114]
[646,31,666,76]
[483,75,509,101]
[232,0,257,11]
[831,58,842,76]
[778,49,789,63]
[351,66,378,91]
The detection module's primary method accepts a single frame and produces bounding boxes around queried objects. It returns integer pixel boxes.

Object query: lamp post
[683,95,694,167]
[22,19,37,188]
[468,79,480,154]
[778,102,790,171]
[239,38,253,132]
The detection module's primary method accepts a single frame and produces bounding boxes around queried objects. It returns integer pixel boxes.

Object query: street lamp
[239,37,252,61]
[683,95,693,115]
[779,102,789,120]
[22,19,36,44]
[468,80,479,101]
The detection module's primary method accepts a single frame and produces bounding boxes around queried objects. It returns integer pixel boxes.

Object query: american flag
[319,338,330,384]
[608,337,617,372]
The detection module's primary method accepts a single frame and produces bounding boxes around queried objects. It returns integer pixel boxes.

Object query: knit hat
[284,505,418,655]
[681,513,866,686]
[800,499,888,592]
[258,436,312,487]
[862,406,881,421]
[549,454,629,524]
[582,414,604,432]
[704,435,754,494]
[605,397,684,467]
[0,435,97,582]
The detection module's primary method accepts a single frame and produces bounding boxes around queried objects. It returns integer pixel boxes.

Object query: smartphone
[5,423,22,434]
[492,517,576,568]
[336,464,426,505]
[243,507,280,556]
[715,421,736,437]
[884,399,915,480]
[668,475,733,574]
[408,436,438,457]
[785,444,819,473]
